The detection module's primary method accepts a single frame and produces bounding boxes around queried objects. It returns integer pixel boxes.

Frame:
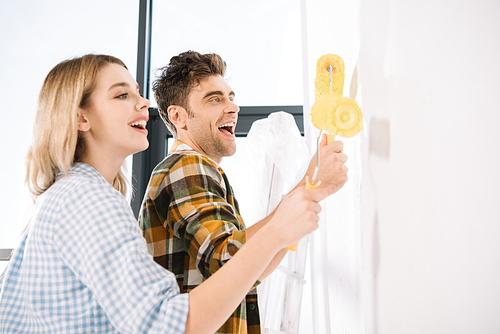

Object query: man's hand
[302,133,348,200]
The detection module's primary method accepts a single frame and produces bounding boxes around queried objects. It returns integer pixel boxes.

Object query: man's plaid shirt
[139,141,260,334]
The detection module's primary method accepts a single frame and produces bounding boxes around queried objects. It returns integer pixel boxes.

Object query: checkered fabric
[0,163,188,333]
[139,141,261,334]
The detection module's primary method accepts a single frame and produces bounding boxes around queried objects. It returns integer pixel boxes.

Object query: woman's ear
[77,109,90,132]
[168,105,187,130]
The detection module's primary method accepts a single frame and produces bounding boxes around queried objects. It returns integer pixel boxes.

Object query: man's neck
[175,134,223,164]
[173,140,223,167]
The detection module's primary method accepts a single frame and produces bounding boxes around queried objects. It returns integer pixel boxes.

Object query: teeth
[129,120,147,129]
[218,122,235,129]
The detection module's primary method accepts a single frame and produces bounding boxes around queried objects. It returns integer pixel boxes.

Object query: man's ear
[168,105,187,130]
[77,109,90,132]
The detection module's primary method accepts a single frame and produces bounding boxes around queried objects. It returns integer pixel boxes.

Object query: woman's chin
[136,141,150,154]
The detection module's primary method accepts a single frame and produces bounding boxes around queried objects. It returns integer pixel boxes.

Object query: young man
[138,51,348,333]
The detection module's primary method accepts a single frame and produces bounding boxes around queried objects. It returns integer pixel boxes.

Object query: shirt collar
[170,140,220,167]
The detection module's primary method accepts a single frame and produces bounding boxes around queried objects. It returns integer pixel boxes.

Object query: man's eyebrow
[203,90,236,99]
[108,82,141,91]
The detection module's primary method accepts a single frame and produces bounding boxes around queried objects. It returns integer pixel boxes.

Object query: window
[0,0,140,274]
[130,0,304,216]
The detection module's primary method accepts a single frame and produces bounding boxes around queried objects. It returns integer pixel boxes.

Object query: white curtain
[242,111,310,334]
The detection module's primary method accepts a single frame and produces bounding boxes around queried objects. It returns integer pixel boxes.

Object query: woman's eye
[116,93,128,99]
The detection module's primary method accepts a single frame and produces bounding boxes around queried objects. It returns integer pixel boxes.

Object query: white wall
[358,0,500,333]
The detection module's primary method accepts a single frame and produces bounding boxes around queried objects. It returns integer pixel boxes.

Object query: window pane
[0,0,139,248]
[218,138,255,224]
[150,0,303,107]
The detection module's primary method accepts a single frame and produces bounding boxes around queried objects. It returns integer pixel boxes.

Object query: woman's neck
[78,153,123,186]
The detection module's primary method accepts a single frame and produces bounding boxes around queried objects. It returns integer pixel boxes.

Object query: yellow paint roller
[308,54,363,187]
[311,95,363,139]
[313,53,362,137]
[286,54,363,252]
[314,54,345,99]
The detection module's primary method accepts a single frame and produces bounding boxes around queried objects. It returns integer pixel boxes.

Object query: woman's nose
[137,95,150,110]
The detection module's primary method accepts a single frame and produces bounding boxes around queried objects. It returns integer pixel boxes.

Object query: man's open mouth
[218,122,236,135]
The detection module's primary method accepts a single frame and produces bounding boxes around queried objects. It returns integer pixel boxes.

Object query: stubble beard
[187,106,237,159]
[210,135,236,159]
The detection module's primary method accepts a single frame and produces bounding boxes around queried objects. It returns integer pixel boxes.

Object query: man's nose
[226,100,239,114]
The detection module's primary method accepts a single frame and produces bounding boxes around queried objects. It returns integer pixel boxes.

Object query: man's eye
[212,97,219,102]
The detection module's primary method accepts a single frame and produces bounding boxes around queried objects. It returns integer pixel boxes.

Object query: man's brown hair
[152,51,226,137]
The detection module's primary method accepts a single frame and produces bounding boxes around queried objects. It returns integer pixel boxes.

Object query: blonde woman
[0,54,329,333]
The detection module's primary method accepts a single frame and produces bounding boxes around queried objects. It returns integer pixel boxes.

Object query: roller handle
[285,176,323,251]
[326,134,336,145]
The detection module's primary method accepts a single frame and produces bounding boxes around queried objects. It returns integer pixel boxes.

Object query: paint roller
[308,53,363,186]
[286,54,363,251]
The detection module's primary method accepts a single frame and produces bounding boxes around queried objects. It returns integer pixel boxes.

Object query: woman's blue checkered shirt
[0,163,189,333]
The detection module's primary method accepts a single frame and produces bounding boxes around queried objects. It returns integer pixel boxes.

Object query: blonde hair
[26,54,129,198]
